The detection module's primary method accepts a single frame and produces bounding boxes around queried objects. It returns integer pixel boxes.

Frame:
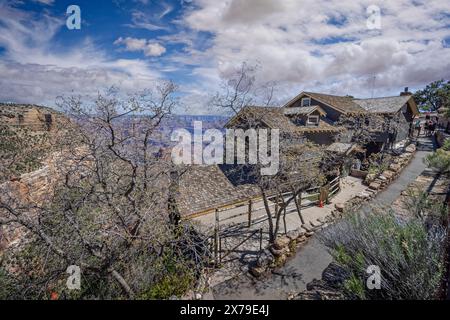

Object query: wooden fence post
[248,199,252,228]
[274,195,279,219]
[214,209,219,266]
[259,228,263,253]
[219,235,222,264]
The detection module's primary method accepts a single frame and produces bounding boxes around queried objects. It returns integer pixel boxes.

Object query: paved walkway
[371,136,436,207]
[208,137,435,300]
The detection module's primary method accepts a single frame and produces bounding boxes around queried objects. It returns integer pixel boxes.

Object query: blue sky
[0,0,449,114]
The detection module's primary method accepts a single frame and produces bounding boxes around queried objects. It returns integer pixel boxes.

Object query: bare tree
[255,141,326,243]
[0,84,209,299]
[212,62,344,243]
[212,62,276,116]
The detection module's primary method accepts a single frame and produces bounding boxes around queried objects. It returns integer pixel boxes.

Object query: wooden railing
[205,176,341,265]
[207,176,341,228]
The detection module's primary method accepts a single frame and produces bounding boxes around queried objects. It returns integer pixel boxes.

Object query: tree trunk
[108,268,135,298]
[261,189,275,243]
[293,188,305,225]
[273,196,283,241]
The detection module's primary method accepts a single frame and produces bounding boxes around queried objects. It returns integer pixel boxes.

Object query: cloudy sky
[0,0,449,114]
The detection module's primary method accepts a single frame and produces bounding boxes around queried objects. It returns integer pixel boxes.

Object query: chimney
[400,87,412,96]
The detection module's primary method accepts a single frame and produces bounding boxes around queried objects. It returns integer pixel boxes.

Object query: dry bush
[319,206,447,300]
[0,85,210,299]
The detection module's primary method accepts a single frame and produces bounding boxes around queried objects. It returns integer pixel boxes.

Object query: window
[307,115,319,126]
[301,97,311,107]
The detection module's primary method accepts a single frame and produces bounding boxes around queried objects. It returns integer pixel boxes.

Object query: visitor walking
[415,119,421,137]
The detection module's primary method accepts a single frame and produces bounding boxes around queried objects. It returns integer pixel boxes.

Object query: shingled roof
[283,106,326,116]
[353,95,415,114]
[177,165,260,217]
[283,91,418,115]
[226,106,342,133]
[295,92,365,113]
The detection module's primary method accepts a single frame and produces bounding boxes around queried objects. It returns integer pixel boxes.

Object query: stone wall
[350,169,368,179]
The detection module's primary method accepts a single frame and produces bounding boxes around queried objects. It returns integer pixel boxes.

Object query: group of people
[415,115,439,137]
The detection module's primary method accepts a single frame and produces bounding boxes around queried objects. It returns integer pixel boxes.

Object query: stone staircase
[416,136,436,151]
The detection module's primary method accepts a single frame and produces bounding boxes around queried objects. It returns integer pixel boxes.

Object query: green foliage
[140,271,195,300]
[365,153,391,175]
[320,208,447,300]
[138,250,196,300]
[334,244,352,265]
[0,233,201,300]
[425,148,450,173]
[0,267,21,299]
[413,79,450,111]
[441,139,450,151]
[445,108,450,119]
[344,274,366,300]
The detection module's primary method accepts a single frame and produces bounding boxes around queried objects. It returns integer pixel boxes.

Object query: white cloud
[159,3,173,19]
[124,9,169,31]
[179,0,450,100]
[1,0,450,114]
[32,0,54,5]
[145,43,167,57]
[0,3,162,106]
[114,37,167,57]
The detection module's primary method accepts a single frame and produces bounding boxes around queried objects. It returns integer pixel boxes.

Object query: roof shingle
[228,106,341,133]
[353,96,412,113]
[303,92,365,113]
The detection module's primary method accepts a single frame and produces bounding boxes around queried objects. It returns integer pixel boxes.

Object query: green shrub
[138,251,196,300]
[425,149,450,173]
[344,274,366,300]
[141,271,195,300]
[319,209,447,300]
[442,139,450,151]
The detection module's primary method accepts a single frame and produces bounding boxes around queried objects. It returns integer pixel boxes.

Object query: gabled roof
[177,165,260,218]
[304,92,365,113]
[353,95,418,115]
[225,106,342,134]
[283,105,326,116]
[283,91,419,116]
[284,91,364,114]
[225,106,301,132]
